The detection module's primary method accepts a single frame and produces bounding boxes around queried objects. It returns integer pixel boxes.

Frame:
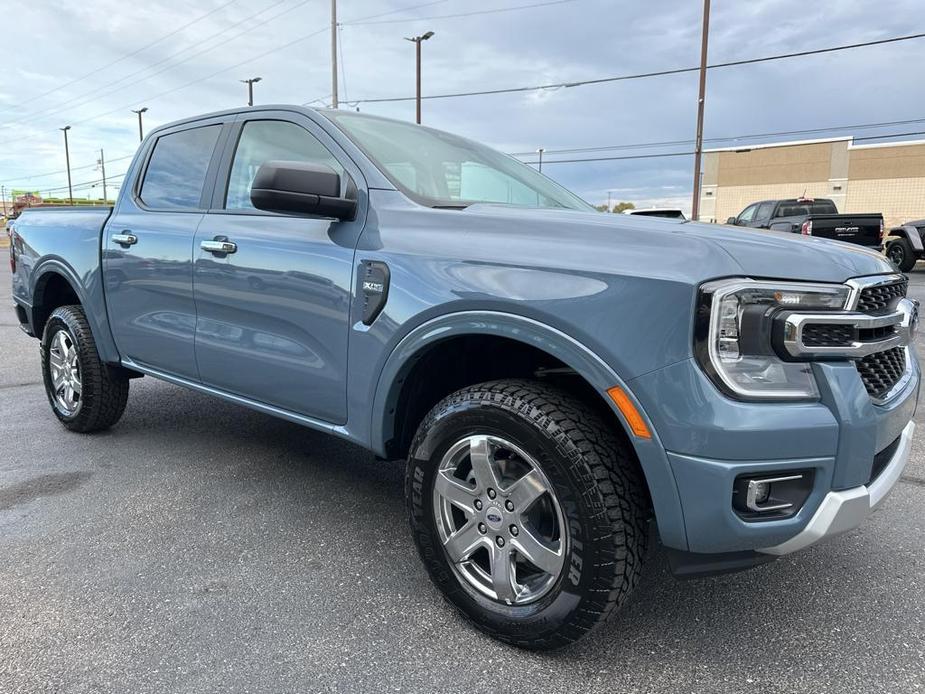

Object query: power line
[341,0,450,24]
[508,116,925,157]
[0,27,329,150]
[522,131,925,167]
[342,0,579,26]
[353,31,925,103]
[0,0,311,131]
[0,154,135,185]
[522,151,695,165]
[0,0,241,115]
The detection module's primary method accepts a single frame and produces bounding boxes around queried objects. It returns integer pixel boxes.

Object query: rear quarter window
[139,124,222,210]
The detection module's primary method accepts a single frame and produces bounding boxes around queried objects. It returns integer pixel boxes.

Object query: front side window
[737,204,757,222]
[140,124,222,210]
[225,120,345,210]
[324,111,591,211]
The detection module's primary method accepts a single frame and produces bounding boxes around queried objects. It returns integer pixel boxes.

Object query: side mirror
[726,216,738,225]
[250,160,357,221]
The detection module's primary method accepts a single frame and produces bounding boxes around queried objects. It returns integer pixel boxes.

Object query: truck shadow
[114,378,911,677]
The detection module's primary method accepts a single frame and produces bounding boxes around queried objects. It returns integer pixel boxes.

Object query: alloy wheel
[432,434,567,605]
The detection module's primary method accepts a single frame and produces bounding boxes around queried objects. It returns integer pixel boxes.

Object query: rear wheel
[886,238,916,272]
[41,305,129,432]
[405,379,649,649]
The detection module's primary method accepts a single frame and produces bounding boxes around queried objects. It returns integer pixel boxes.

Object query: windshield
[323,111,592,211]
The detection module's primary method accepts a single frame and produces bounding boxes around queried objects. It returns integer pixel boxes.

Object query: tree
[595,201,636,213]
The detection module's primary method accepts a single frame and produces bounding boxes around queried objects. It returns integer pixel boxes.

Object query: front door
[103,119,227,380]
[192,114,365,423]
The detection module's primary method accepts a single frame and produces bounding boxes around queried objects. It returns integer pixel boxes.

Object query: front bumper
[759,420,913,555]
[630,348,919,555]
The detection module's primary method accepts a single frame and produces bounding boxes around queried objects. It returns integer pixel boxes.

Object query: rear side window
[139,124,222,210]
[755,202,774,220]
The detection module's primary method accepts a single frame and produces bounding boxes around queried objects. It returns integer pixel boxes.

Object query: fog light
[750,480,771,506]
[733,470,815,521]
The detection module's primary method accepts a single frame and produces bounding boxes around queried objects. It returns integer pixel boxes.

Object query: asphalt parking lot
[1,260,924,694]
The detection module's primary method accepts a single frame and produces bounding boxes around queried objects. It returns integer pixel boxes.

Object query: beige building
[697,136,925,228]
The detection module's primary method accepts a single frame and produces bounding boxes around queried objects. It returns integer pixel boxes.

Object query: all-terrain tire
[887,238,916,272]
[405,379,649,649]
[41,305,129,432]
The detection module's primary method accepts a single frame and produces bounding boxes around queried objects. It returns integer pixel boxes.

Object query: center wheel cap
[484,505,504,530]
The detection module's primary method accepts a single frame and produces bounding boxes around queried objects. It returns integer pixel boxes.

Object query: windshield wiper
[432,204,469,210]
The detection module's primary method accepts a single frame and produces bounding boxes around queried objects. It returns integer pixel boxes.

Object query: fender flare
[31,258,120,363]
[887,225,924,252]
[369,310,689,550]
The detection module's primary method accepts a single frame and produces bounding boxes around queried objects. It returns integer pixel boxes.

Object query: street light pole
[331,0,338,108]
[241,77,262,106]
[690,0,711,221]
[404,31,434,124]
[60,126,73,206]
[537,148,545,173]
[131,107,148,142]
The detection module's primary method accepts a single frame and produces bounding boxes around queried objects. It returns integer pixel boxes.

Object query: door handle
[111,232,137,247]
[201,239,237,255]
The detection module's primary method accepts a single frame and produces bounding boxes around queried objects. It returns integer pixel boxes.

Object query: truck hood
[460,204,894,284]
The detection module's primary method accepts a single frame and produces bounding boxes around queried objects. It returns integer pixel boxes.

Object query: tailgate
[808,214,882,246]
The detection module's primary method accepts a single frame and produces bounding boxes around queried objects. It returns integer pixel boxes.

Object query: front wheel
[405,379,649,649]
[886,238,916,272]
[41,305,129,432]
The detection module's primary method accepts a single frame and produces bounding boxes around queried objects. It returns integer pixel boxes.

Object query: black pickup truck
[727,198,883,248]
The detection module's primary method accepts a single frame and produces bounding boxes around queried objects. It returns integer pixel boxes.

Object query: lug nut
[496,536,505,548]
[474,499,483,511]
[509,525,519,536]
[487,488,497,499]
[505,499,514,512]
[478,523,487,534]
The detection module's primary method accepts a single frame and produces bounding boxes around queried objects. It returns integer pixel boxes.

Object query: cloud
[1,0,924,208]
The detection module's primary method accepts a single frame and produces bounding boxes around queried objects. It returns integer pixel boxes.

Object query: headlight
[695,279,850,400]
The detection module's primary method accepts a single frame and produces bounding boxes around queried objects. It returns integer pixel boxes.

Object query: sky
[1,0,924,212]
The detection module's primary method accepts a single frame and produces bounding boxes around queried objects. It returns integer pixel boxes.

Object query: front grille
[857,279,907,313]
[856,347,906,400]
[802,323,853,347]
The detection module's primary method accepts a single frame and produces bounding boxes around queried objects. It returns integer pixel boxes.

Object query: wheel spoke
[443,521,484,564]
[434,470,477,512]
[513,526,564,576]
[490,545,518,603]
[506,468,546,512]
[468,436,499,490]
[71,378,82,396]
[49,350,64,369]
[64,385,75,404]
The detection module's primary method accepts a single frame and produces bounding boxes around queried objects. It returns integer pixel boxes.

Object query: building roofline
[849,138,925,150]
[704,136,852,153]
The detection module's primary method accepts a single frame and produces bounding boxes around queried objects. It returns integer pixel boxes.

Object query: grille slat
[853,278,908,400]
[802,323,854,347]
[856,347,906,400]
[856,280,907,313]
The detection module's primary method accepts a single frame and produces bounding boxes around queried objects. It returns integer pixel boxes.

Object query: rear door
[103,116,230,379]
[191,111,366,423]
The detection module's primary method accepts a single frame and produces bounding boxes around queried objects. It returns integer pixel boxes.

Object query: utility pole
[607,190,612,212]
[331,0,338,108]
[98,149,107,203]
[1,185,6,216]
[405,31,434,124]
[690,0,711,222]
[60,126,73,206]
[131,107,148,142]
[241,77,262,106]
[536,148,545,173]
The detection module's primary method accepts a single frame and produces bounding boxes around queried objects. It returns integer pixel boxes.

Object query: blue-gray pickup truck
[8,106,920,649]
